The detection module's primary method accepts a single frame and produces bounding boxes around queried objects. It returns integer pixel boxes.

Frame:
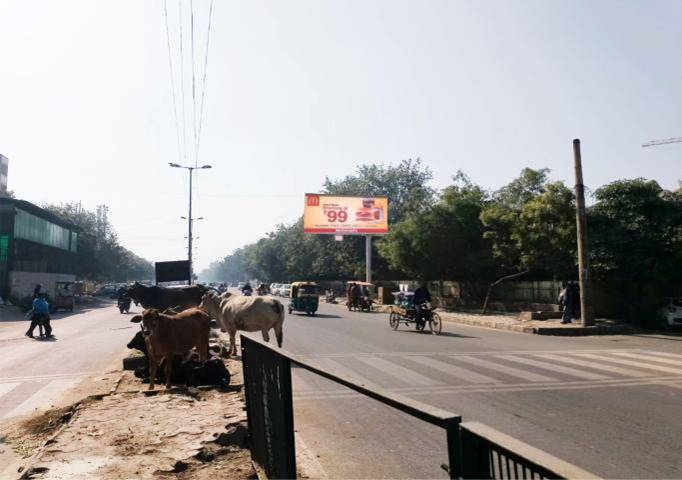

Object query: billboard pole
[365,236,372,283]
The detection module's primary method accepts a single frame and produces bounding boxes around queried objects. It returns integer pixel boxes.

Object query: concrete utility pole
[572,139,595,326]
[365,236,372,283]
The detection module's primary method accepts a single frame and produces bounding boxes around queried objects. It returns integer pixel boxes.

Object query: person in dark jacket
[559,282,580,324]
[413,282,432,327]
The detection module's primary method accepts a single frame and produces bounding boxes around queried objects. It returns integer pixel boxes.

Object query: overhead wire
[190,0,198,168]
[178,0,187,163]
[195,0,214,164]
[162,0,182,163]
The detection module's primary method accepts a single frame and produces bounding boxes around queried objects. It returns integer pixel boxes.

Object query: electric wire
[190,0,198,167]
[178,0,187,163]
[195,0,214,163]
[163,0,182,163]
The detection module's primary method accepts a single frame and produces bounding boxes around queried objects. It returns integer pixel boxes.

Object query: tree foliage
[43,202,153,282]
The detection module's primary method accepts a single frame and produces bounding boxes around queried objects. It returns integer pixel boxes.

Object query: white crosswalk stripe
[407,356,500,384]
[292,349,682,399]
[0,382,21,401]
[2,378,80,420]
[533,354,652,378]
[356,356,443,387]
[640,350,682,360]
[493,355,611,380]
[451,355,557,383]
[611,351,682,367]
[575,353,682,376]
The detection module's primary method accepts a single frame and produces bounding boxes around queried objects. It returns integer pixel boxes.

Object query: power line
[162,0,182,163]
[195,0,214,163]
[190,0,198,167]
[178,0,187,163]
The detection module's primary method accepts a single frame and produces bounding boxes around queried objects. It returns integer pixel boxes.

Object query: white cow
[200,291,284,355]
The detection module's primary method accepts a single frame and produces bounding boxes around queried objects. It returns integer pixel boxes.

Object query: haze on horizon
[1,0,680,271]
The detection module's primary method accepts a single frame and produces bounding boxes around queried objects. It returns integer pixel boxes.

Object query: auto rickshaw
[346,281,375,312]
[288,282,319,316]
[52,281,75,312]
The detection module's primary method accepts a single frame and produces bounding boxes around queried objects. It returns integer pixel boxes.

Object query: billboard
[303,194,388,235]
[155,260,191,284]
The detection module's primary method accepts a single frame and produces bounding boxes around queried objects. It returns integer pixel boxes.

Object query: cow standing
[131,308,210,390]
[200,291,284,356]
[125,282,208,311]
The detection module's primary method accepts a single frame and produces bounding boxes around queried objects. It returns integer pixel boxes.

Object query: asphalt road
[271,300,682,479]
[0,301,135,422]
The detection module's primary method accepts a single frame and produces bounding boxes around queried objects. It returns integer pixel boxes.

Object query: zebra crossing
[292,349,682,400]
[0,373,87,420]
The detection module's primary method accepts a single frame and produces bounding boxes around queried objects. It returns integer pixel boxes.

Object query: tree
[44,202,153,282]
[379,172,494,281]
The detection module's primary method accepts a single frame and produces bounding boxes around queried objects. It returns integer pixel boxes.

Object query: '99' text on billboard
[303,194,389,235]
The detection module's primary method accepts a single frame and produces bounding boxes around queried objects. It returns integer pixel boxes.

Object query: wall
[9,271,76,299]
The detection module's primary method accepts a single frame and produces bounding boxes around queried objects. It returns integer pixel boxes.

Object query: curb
[437,315,633,336]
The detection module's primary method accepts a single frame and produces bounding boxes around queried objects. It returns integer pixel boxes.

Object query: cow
[200,291,284,356]
[130,307,210,390]
[125,282,208,311]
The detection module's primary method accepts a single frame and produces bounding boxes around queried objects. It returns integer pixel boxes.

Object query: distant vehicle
[288,282,318,316]
[237,282,245,290]
[661,297,682,329]
[96,284,118,299]
[271,283,282,295]
[269,283,278,295]
[280,284,291,297]
[52,281,75,312]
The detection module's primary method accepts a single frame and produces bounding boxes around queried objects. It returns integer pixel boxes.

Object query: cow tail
[274,301,284,348]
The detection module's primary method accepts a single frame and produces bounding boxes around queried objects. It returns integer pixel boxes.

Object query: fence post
[446,419,462,479]
[241,335,297,479]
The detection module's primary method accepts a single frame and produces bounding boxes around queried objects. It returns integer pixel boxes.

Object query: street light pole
[170,163,212,285]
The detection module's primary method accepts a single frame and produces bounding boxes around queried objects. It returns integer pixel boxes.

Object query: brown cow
[131,307,210,390]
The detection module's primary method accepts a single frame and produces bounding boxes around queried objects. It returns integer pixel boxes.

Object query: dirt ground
[10,357,255,480]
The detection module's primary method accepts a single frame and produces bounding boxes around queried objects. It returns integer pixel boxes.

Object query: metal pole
[573,139,594,326]
[188,168,193,285]
[365,235,372,283]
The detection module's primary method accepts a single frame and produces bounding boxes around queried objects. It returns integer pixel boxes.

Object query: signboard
[155,260,191,284]
[303,194,389,235]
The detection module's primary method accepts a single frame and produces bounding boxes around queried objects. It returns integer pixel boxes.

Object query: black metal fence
[241,335,598,479]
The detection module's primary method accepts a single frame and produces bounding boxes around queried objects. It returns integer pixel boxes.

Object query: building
[0,198,80,301]
[0,155,7,194]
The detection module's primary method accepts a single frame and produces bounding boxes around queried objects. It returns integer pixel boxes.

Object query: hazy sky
[1,0,680,271]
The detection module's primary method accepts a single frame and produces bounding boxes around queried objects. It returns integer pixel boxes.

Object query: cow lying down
[131,307,210,390]
[200,291,284,356]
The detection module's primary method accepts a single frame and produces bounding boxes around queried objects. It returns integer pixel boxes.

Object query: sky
[1,0,680,271]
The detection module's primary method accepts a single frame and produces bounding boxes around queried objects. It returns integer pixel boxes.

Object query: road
[272,300,682,479]
[0,301,134,422]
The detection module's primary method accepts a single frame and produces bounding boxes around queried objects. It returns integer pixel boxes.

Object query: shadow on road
[391,330,477,339]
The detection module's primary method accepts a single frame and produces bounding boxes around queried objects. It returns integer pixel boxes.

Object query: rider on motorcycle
[241,282,253,296]
[413,282,431,327]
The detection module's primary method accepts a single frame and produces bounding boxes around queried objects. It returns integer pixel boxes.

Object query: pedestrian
[559,282,580,324]
[33,283,42,299]
[26,293,52,338]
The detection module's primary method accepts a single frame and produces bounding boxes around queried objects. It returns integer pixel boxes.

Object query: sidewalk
[370,303,632,336]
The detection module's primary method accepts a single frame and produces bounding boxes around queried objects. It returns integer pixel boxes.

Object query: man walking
[559,282,580,324]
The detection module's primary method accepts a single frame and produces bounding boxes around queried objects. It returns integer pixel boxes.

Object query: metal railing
[241,335,599,479]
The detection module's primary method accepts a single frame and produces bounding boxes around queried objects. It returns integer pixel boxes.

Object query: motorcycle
[118,296,131,314]
[325,290,338,304]
[242,289,253,296]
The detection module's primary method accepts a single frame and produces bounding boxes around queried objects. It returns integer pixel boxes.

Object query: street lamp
[169,163,212,284]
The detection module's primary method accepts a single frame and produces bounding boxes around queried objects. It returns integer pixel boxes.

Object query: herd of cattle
[124,282,285,389]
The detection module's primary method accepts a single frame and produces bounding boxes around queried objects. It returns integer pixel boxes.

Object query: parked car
[661,297,682,329]
[269,283,279,295]
[280,284,291,297]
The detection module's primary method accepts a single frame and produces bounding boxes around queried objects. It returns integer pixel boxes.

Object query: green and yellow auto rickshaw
[288,282,319,316]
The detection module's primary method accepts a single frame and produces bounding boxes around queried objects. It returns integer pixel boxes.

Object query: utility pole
[365,236,372,283]
[572,139,594,326]
[169,162,212,285]
[187,170,193,284]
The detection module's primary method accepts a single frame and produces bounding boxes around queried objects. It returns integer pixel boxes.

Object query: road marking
[452,355,557,383]
[1,379,80,420]
[612,352,682,367]
[534,354,652,378]
[292,370,316,392]
[312,358,377,388]
[575,353,682,376]
[496,355,610,380]
[405,356,501,384]
[0,382,21,401]
[639,350,682,360]
[356,356,443,387]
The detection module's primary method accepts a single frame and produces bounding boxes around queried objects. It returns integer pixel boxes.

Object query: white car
[280,284,291,297]
[270,283,281,295]
[661,297,682,329]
